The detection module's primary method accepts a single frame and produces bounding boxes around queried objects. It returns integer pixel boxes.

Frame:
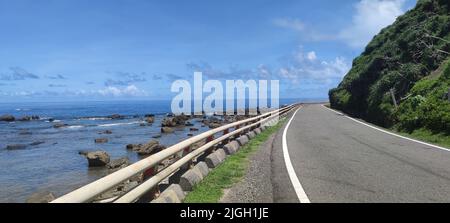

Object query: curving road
[271,104,450,203]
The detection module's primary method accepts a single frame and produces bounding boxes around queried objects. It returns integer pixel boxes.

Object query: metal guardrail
[52,104,298,203]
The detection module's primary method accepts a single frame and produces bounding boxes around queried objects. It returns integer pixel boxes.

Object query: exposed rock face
[202,116,224,129]
[161,114,190,127]
[30,141,45,146]
[208,123,222,129]
[152,134,162,139]
[99,130,113,135]
[126,144,140,150]
[84,151,110,167]
[134,140,166,156]
[145,116,155,123]
[53,123,68,128]
[0,115,15,122]
[18,116,40,121]
[95,138,109,144]
[26,191,55,203]
[109,114,124,119]
[6,144,27,150]
[161,127,174,133]
[107,157,129,169]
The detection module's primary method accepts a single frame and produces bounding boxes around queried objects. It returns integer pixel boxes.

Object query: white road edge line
[322,105,450,153]
[282,106,311,203]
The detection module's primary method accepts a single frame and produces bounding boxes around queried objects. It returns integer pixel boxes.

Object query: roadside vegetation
[329,0,450,147]
[184,119,286,203]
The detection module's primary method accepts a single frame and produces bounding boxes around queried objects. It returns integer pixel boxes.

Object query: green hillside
[329,0,450,139]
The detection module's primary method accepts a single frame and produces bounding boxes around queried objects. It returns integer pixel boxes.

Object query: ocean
[0,98,314,202]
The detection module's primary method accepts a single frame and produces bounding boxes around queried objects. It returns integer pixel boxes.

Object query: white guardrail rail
[52,104,298,203]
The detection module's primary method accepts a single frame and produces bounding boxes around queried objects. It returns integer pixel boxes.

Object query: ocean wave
[77,117,112,121]
[98,121,144,127]
[67,125,84,129]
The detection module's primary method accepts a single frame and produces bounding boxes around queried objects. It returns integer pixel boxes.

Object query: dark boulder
[0,115,15,122]
[84,151,110,167]
[53,123,68,128]
[18,116,40,121]
[152,134,162,139]
[6,144,27,150]
[109,114,124,120]
[30,141,45,146]
[95,138,108,144]
[126,144,141,150]
[135,140,166,156]
[107,157,129,169]
[161,127,174,133]
[99,130,113,135]
[145,116,155,123]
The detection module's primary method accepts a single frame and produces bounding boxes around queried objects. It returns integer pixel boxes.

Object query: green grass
[394,128,450,149]
[330,106,450,149]
[184,119,287,203]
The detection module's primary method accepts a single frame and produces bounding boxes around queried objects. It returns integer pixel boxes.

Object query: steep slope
[329,0,450,135]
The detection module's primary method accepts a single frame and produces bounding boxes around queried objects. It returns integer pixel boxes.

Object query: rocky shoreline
[20,110,261,203]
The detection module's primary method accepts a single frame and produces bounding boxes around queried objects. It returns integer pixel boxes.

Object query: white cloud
[278,48,351,85]
[307,51,317,61]
[272,18,305,32]
[97,85,148,97]
[272,0,408,48]
[339,0,406,48]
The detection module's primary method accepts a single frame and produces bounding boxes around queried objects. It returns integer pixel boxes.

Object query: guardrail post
[139,167,159,202]
[222,128,230,144]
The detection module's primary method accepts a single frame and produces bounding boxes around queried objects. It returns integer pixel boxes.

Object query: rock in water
[95,138,109,144]
[126,144,140,150]
[30,141,45,146]
[26,191,55,203]
[152,134,162,139]
[161,127,174,133]
[135,140,166,156]
[6,144,27,150]
[145,116,155,123]
[107,157,129,169]
[84,151,110,167]
[99,130,113,135]
[0,115,15,122]
[53,123,68,128]
[109,114,124,119]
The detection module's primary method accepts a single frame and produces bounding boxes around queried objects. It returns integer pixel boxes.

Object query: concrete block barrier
[193,162,209,178]
[223,141,239,155]
[151,184,185,203]
[179,168,203,191]
[246,131,256,139]
[205,149,226,168]
[237,135,249,146]
[254,128,262,135]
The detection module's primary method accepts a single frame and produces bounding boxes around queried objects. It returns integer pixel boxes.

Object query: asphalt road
[272,104,450,203]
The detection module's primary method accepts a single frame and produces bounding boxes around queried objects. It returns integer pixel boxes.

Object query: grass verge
[329,106,450,149]
[393,128,450,149]
[184,119,287,203]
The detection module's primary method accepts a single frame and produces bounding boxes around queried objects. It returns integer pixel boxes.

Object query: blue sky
[0,0,417,102]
